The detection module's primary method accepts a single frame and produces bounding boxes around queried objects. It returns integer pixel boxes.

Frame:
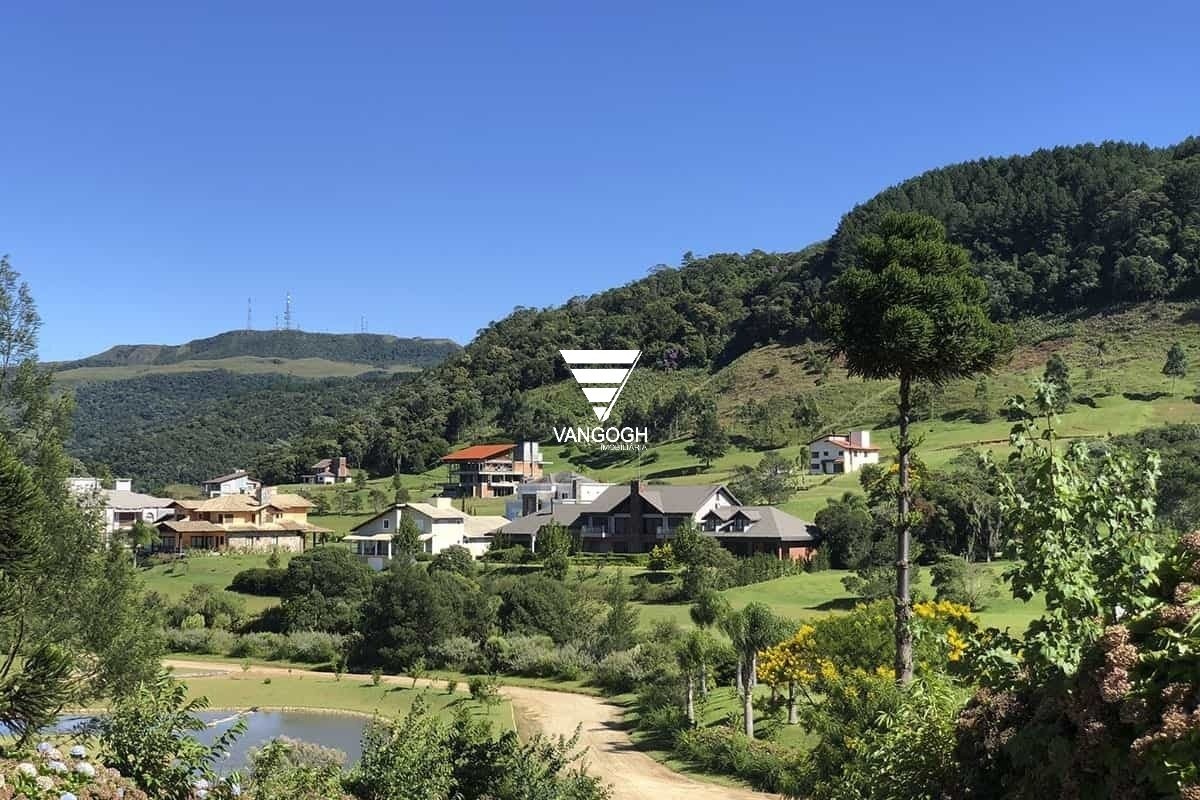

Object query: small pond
[48,710,367,772]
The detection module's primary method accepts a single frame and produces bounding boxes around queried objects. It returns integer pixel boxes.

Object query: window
[383,519,390,529]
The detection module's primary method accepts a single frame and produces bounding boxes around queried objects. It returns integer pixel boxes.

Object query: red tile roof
[810,434,881,452]
[441,443,517,462]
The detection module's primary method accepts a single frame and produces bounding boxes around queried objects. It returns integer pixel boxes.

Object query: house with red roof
[441,441,543,498]
[808,430,881,474]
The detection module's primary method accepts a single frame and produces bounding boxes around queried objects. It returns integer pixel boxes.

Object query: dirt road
[164,659,772,800]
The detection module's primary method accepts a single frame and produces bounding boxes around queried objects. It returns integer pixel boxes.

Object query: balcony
[580,526,609,538]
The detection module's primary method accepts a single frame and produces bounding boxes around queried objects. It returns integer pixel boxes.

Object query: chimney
[433,496,453,510]
[114,478,133,492]
[259,485,274,506]
[850,430,870,449]
[629,480,644,552]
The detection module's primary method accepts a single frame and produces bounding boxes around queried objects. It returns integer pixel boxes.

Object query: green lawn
[631,565,1044,635]
[179,672,513,730]
[142,552,290,613]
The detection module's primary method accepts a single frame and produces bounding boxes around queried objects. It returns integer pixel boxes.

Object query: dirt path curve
[164,659,773,800]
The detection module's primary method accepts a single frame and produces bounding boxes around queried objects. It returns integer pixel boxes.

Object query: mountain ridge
[50,329,460,371]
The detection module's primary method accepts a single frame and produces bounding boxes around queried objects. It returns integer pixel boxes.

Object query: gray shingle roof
[500,505,583,536]
[586,483,735,514]
[713,506,818,542]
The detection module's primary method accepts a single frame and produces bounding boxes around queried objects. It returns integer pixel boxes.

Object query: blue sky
[4,1,1200,360]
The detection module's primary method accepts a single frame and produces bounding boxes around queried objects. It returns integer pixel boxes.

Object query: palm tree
[689,589,729,695]
[125,519,160,567]
[722,602,787,737]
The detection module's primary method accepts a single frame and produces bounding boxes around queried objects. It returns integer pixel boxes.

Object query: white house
[202,470,262,497]
[344,498,508,569]
[67,477,175,537]
[808,430,881,474]
[504,471,614,519]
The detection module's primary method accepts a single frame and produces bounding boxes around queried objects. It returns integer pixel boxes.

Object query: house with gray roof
[498,480,819,560]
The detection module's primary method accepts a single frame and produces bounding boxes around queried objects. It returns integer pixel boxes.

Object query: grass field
[626,565,1043,634]
[179,672,513,730]
[142,552,289,613]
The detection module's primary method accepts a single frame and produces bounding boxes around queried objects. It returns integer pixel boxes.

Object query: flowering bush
[954,531,1200,799]
[0,743,148,800]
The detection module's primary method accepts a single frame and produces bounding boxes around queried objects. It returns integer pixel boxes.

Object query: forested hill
[77,135,1200,484]
[53,329,460,370]
[325,135,1200,476]
[825,138,1200,316]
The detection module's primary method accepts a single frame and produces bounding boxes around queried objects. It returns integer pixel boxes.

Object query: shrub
[433,635,487,672]
[675,726,804,795]
[429,545,474,576]
[247,737,349,800]
[164,627,236,655]
[228,632,286,660]
[98,673,245,800]
[593,649,646,693]
[491,634,558,677]
[468,675,500,705]
[277,631,345,664]
[229,567,287,596]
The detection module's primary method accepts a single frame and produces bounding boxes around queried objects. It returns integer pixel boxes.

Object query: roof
[344,532,394,542]
[224,521,330,534]
[500,505,584,536]
[712,506,819,542]
[586,483,737,515]
[808,433,881,452]
[463,515,510,537]
[170,499,204,510]
[103,489,173,509]
[441,443,516,462]
[265,492,314,510]
[310,457,351,477]
[194,494,261,513]
[406,502,467,522]
[157,520,225,533]
[203,470,254,484]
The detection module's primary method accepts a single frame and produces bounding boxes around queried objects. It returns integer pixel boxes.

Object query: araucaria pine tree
[818,212,1011,684]
[1162,341,1188,394]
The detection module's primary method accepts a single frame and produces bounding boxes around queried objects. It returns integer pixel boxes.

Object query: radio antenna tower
[284,292,293,331]
[246,298,253,331]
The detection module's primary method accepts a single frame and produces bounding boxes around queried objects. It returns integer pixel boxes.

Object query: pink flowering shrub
[954,532,1200,799]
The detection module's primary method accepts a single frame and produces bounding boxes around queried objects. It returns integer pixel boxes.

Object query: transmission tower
[246,297,253,331]
[284,292,293,331]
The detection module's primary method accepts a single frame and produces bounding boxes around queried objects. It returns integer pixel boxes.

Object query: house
[156,486,330,553]
[344,498,509,569]
[67,476,102,494]
[504,471,613,519]
[201,469,262,497]
[67,477,175,537]
[808,430,880,474]
[302,456,352,485]
[440,442,544,498]
[499,480,820,560]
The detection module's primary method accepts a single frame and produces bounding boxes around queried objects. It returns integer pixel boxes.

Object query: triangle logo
[560,349,641,423]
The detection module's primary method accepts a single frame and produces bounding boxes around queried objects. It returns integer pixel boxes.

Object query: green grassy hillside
[489,302,1200,520]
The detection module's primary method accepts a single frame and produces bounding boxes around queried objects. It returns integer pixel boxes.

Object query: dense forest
[65,136,1200,481]
[320,136,1200,475]
[68,370,413,489]
[53,329,460,370]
